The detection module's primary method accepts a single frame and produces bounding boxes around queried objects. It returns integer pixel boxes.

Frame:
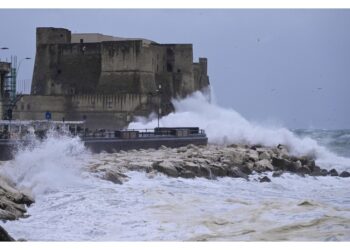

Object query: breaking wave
[129,91,350,171]
[0,130,91,196]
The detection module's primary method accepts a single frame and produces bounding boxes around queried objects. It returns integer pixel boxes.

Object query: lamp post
[15,57,31,94]
[0,47,9,61]
[156,84,162,128]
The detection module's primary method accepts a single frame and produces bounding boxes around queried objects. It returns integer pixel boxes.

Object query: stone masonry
[13,27,210,129]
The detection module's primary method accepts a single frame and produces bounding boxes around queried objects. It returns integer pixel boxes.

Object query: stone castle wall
[14,27,210,129]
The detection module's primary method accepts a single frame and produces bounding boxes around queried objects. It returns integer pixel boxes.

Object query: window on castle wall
[167,63,173,72]
[27,104,31,110]
[21,104,24,110]
[57,69,62,75]
[177,69,181,73]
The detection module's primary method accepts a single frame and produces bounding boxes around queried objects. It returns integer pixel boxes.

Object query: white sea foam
[129,91,350,171]
[0,130,91,196]
[0,91,349,241]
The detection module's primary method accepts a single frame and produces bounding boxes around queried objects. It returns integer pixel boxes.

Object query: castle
[12,27,210,129]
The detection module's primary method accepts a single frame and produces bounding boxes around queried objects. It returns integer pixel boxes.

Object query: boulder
[246,150,259,162]
[254,159,274,172]
[103,170,129,184]
[299,156,316,171]
[179,170,195,179]
[183,161,201,175]
[258,151,271,161]
[0,176,34,221]
[210,164,227,177]
[0,225,14,241]
[296,165,311,175]
[199,165,213,178]
[310,166,322,176]
[229,150,246,165]
[153,161,179,177]
[276,144,289,158]
[228,167,248,180]
[320,169,328,176]
[329,169,339,176]
[272,170,284,177]
[259,176,271,183]
[339,171,350,178]
[272,157,295,172]
[238,165,252,175]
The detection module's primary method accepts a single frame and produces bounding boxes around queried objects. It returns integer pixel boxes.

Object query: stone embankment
[88,143,350,185]
[0,175,34,241]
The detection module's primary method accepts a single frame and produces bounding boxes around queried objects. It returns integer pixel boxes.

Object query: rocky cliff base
[88,144,350,185]
[0,175,34,241]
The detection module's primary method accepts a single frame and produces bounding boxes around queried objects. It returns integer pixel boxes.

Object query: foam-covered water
[0,92,349,241]
[130,92,350,172]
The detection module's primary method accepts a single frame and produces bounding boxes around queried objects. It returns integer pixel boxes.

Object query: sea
[0,92,349,241]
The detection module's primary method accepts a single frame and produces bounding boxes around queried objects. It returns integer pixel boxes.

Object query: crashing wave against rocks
[88,144,350,185]
[0,175,34,241]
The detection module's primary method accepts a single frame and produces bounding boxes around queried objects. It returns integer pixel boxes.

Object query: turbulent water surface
[0,92,349,241]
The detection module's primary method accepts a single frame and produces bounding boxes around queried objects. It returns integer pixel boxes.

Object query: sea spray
[129,91,350,171]
[0,129,91,196]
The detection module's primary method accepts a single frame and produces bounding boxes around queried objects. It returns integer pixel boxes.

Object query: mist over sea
[0,92,349,241]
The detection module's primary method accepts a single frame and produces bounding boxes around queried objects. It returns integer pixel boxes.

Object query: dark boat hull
[83,135,208,153]
[0,135,208,160]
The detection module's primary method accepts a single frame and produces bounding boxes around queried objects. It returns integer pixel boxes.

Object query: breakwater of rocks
[88,143,350,185]
[0,175,34,241]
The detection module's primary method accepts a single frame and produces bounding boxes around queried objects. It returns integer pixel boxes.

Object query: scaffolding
[4,56,17,102]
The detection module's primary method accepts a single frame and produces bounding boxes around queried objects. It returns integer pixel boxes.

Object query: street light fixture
[16,57,31,94]
[0,47,9,50]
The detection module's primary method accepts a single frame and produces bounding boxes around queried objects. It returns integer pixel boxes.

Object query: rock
[250,144,262,150]
[0,209,17,221]
[299,156,316,171]
[298,201,315,206]
[320,169,328,176]
[179,170,195,179]
[272,157,295,172]
[183,161,200,175]
[310,166,322,176]
[0,176,34,221]
[153,161,179,177]
[229,150,246,165]
[228,167,248,180]
[276,144,289,158]
[329,169,339,176]
[246,150,259,162]
[103,170,129,184]
[254,159,274,172]
[258,151,271,161]
[259,176,271,183]
[210,164,227,177]
[238,165,252,175]
[199,165,213,179]
[272,170,284,177]
[187,144,198,150]
[296,165,311,175]
[0,225,14,241]
[339,171,350,178]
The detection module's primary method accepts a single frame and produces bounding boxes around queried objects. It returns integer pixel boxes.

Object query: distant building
[12,27,210,129]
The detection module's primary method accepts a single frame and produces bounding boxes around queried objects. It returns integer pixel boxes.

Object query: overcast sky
[0,9,349,129]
